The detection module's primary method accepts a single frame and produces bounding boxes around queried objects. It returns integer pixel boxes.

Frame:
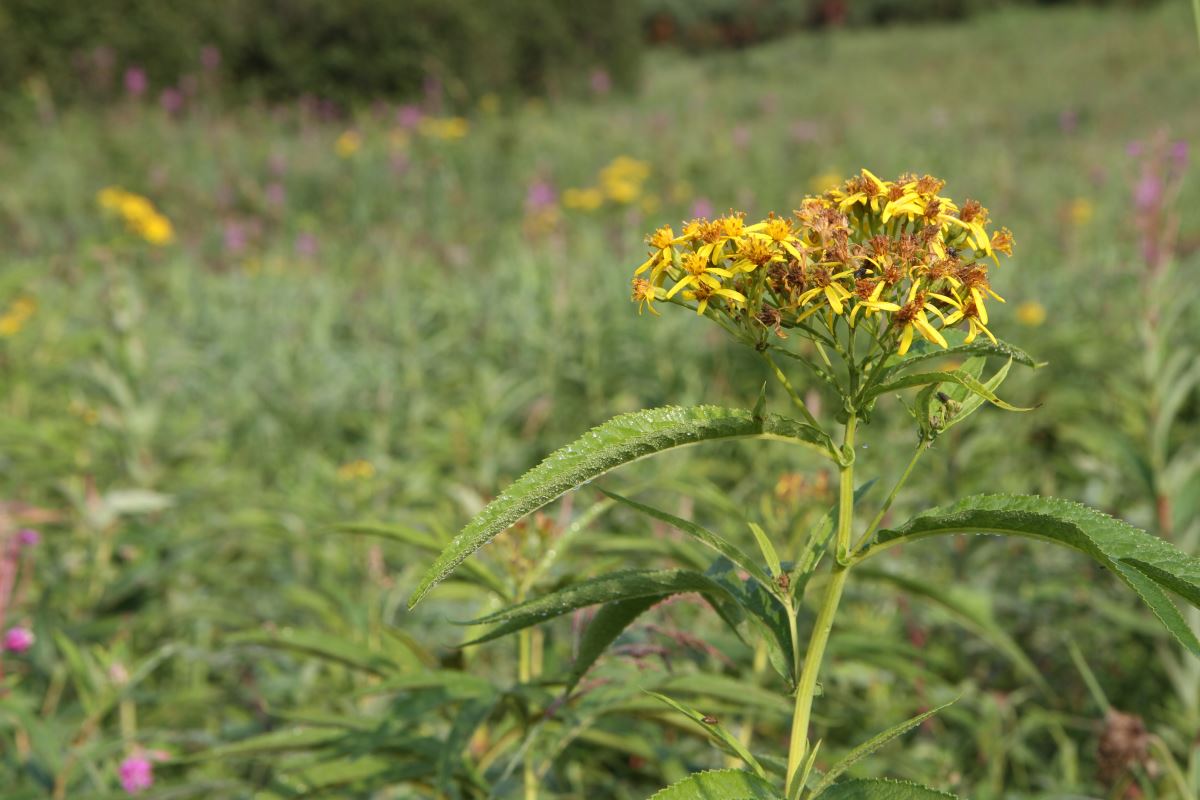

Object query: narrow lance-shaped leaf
[410,405,837,607]
[808,701,955,798]
[858,494,1200,656]
[462,569,733,646]
[567,595,664,690]
[602,489,778,597]
[865,369,1032,412]
[647,691,769,779]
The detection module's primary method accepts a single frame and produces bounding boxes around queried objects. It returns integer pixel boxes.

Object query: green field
[2,3,1199,797]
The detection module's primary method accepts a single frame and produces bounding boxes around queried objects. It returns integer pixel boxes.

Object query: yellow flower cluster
[632,169,1015,355]
[335,130,362,158]
[565,156,652,211]
[337,459,376,481]
[97,187,175,245]
[0,296,36,337]
[419,116,470,140]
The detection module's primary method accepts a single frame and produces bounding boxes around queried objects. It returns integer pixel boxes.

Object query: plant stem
[762,351,822,428]
[853,440,929,554]
[517,595,538,800]
[785,415,857,798]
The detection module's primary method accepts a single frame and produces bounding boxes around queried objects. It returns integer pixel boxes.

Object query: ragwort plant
[411,170,1200,799]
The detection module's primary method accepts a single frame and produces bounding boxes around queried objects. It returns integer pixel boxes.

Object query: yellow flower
[635,225,686,283]
[0,296,36,337]
[337,459,375,481]
[119,194,156,223]
[335,130,362,158]
[808,171,843,195]
[666,251,743,314]
[796,263,856,316]
[1016,301,1046,327]
[937,290,996,345]
[97,186,131,210]
[563,187,604,211]
[420,117,469,140]
[893,287,948,355]
[631,278,662,315]
[136,213,175,246]
[1067,198,1093,226]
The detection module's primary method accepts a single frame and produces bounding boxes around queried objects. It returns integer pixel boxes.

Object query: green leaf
[858,494,1200,656]
[185,728,345,762]
[647,691,769,779]
[410,405,836,607]
[647,768,782,800]
[602,489,778,597]
[568,595,663,689]
[809,702,954,798]
[865,369,1031,413]
[748,522,783,579]
[705,558,795,686]
[463,569,733,645]
[817,778,960,799]
[881,328,1038,374]
[228,629,401,675]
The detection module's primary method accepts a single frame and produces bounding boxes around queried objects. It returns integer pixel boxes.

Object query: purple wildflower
[16,529,39,548]
[124,67,147,98]
[118,756,154,794]
[3,626,34,653]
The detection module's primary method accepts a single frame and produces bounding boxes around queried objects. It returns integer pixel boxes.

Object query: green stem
[761,351,822,428]
[517,596,538,800]
[784,415,856,798]
[853,440,929,553]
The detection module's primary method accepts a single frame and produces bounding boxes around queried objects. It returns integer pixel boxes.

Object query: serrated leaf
[818,778,960,799]
[859,494,1200,656]
[864,369,1031,412]
[568,595,664,689]
[410,405,836,606]
[647,691,768,778]
[463,569,733,645]
[809,702,953,798]
[602,489,777,597]
[647,768,782,800]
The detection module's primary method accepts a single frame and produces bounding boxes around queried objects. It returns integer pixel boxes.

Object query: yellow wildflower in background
[808,171,843,194]
[563,188,604,211]
[337,459,376,481]
[0,296,36,337]
[335,130,362,158]
[599,156,651,204]
[97,186,175,246]
[420,117,469,140]
[1067,198,1094,226]
[1017,301,1047,327]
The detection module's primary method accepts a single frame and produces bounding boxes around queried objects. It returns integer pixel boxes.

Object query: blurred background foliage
[0,0,1198,797]
[0,0,1167,110]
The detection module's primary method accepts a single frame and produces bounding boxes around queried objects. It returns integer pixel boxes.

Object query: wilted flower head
[632,169,1014,356]
[3,626,34,653]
